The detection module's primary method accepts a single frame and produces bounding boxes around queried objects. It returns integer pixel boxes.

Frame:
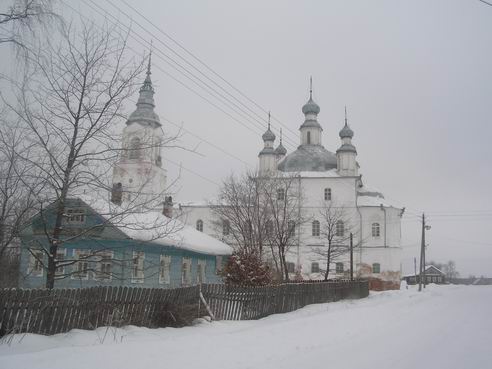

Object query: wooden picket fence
[0,280,368,336]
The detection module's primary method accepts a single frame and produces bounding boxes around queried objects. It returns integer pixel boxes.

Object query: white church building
[180,85,404,289]
[114,55,403,289]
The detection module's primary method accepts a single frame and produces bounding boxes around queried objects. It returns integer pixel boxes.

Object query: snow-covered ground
[1,284,490,369]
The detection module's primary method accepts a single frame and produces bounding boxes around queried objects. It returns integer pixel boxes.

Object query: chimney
[163,196,173,218]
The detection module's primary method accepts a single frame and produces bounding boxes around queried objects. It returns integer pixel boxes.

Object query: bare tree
[0,115,44,287]
[313,202,357,281]
[0,0,58,49]
[3,21,181,288]
[262,173,305,281]
[211,171,271,257]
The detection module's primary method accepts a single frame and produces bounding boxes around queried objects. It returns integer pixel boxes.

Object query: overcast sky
[2,0,492,277]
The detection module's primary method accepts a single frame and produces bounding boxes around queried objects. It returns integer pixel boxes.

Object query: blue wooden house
[20,197,231,289]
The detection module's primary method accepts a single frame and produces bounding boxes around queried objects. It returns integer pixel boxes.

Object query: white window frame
[372,223,381,238]
[182,257,192,286]
[197,259,207,284]
[131,251,145,283]
[95,251,113,281]
[72,249,91,280]
[28,249,44,277]
[336,221,345,237]
[311,262,320,273]
[372,263,381,274]
[324,188,331,201]
[65,208,86,224]
[312,220,320,237]
[336,262,344,274]
[159,255,171,284]
[54,248,67,279]
[196,219,203,232]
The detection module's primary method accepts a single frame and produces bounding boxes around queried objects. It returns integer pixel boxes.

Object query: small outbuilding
[402,265,446,285]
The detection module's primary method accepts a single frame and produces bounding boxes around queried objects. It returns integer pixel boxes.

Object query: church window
[266,220,273,236]
[311,262,320,273]
[324,188,331,201]
[312,220,320,237]
[196,219,203,232]
[129,178,133,183]
[372,223,381,237]
[372,263,381,274]
[128,137,142,159]
[288,220,296,237]
[222,220,230,236]
[307,131,311,144]
[336,262,344,274]
[336,221,345,237]
[111,183,122,205]
[286,262,295,273]
[277,188,285,201]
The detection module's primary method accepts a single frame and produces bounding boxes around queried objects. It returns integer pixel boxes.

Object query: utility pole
[418,213,431,292]
[350,232,354,281]
[418,213,425,292]
[414,257,417,284]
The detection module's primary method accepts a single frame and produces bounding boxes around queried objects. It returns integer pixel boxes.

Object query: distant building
[181,82,404,289]
[402,265,446,285]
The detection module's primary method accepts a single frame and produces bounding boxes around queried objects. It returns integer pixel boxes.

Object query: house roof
[76,195,232,256]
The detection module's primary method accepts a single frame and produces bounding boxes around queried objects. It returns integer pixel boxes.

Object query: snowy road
[0,285,490,369]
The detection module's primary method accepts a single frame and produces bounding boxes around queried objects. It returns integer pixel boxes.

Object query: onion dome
[262,128,276,142]
[302,96,320,115]
[339,123,354,139]
[275,129,287,156]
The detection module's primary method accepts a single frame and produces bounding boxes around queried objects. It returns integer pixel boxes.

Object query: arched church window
[128,137,142,160]
[196,219,203,232]
[336,220,345,237]
[312,220,320,237]
[266,220,273,235]
[222,220,230,236]
[277,188,285,201]
[307,131,311,145]
[324,188,331,201]
[372,223,380,237]
[288,220,295,237]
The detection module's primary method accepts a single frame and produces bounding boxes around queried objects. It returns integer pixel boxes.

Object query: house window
[131,251,145,283]
[372,223,380,237]
[311,262,320,273]
[277,188,285,201]
[196,219,203,232]
[286,262,295,273]
[372,263,381,274]
[307,131,311,144]
[336,221,345,237]
[324,188,331,201]
[182,257,192,285]
[159,255,171,284]
[96,251,113,281]
[55,248,66,279]
[28,249,44,277]
[128,137,142,159]
[197,259,207,284]
[288,220,296,237]
[222,220,230,236]
[336,262,344,274]
[73,250,90,280]
[65,208,85,224]
[312,220,320,237]
[215,255,223,274]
